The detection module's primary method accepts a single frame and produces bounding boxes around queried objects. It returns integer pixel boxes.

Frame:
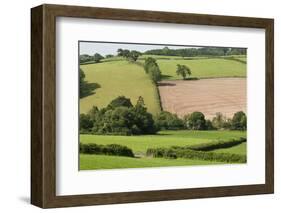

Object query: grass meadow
[80,130,246,170]
[80,61,161,114]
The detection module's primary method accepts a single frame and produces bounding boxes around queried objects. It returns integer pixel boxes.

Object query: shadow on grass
[80,82,101,98]
[161,74,173,80]
[157,82,176,87]
[183,77,199,81]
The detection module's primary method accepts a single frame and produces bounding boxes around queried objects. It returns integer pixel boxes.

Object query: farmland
[80,61,161,115]
[158,78,246,119]
[80,130,246,170]
[79,44,247,170]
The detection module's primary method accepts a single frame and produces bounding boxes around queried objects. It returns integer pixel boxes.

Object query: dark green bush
[80,143,134,157]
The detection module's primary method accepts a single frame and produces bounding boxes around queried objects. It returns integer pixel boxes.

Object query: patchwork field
[80,61,161,114]
[80,130,246,170]
[158,78,246,119]
[157,58,246,80]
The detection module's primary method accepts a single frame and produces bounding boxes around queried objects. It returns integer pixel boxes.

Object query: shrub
[80,143,134,157]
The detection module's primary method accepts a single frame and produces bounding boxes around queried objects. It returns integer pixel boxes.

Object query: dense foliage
[144,57,162,83]
[80,143,134,157]
[231,111,247,130]
[79,53,104,64]
[80,96,157,135]
[144,47,246,57]
[117,48,142,62]
[154,111,184,130]
[184,112,207,130]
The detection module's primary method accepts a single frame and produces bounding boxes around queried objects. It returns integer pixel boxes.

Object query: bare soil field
[158,78,246,119]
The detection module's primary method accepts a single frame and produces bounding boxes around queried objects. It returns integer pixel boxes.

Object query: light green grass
[80,130,246,155]
[80,154,223,170]
[80,61,161,115]
[157,58,246,80]
[213,142,247,155]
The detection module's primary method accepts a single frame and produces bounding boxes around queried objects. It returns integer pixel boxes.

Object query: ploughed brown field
[158,78,246,119]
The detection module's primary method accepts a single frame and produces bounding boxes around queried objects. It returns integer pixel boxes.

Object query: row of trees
[79,53,104,63]
[80,96,157,135]
[117,49,142,62]
[143,57,162,83]
[156,111,247,131]
[80,96,247,135]
[145,47,246,57]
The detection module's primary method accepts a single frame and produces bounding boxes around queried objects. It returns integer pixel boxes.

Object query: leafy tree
[144,57,162,83]
[231,111,247,130]
[155,111,184,130]
[184,112,206,130]
[176,64,191,80]
[93,53,104,63]
[212,112,226,129]
[107,96,133,109]
[128,50,142,61]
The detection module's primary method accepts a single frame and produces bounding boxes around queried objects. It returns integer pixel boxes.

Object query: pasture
[80,154,222,170]
[79,130,246,170]
[80,61,161,115]
[80,130,246,155]
[158,78,246,119]
[157,58,246,80]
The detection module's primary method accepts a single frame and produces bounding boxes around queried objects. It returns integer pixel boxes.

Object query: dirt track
[158,78,246,119]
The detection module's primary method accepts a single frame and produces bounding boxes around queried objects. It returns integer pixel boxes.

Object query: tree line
[145,47,246,57]
[80,96,247,135]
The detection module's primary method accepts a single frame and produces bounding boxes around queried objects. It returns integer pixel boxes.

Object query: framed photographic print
[31,4,274,208]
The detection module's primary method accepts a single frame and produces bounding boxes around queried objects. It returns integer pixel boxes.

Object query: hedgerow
[80,143,134,157]
[146,138,247,163]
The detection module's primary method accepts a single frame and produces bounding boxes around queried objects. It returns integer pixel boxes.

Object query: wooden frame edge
[31,4,274,208]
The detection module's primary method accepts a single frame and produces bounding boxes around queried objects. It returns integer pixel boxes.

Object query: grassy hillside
[80,130,246,155]
[80,61,161,115]
[157,58,246,80]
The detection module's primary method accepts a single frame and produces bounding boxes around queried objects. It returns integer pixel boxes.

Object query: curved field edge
[80,61,161,115]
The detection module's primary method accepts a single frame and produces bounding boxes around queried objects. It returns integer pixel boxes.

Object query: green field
[80,61,161,114]
[80,55,246,114]
[80,130,246,170]
[157,58,246,80]
[80,130,246,155]
[213,142,246,155]
[80,154,223,170]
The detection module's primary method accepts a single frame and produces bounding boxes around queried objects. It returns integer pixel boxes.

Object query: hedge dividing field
[79,130,246,170]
